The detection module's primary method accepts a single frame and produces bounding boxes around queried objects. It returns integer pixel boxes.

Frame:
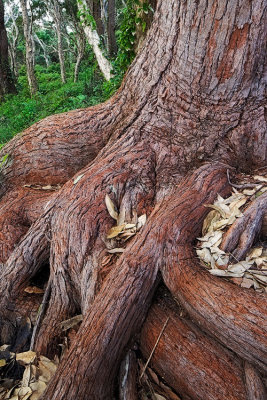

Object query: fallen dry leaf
[24,286,44,294]
[107,248,125,254]
[16,351,36,366]
[105,194,118,221]
[137,214,147,230]
[253,175,267,183]
[107,224,125,239]
[197,184,267,291]
[0,359,6,367]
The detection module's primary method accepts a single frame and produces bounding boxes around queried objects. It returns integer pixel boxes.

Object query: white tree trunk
[7,1,19,78]
[19,0,38,95]
[34,34,50,67]
[49,0,66,84]
[78,0,112,81]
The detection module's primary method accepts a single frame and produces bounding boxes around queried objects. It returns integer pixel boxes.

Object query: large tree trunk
[0,0,16,100]
[0,1,266,399]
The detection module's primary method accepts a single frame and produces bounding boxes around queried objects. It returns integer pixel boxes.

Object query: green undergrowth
[0,61,121,147]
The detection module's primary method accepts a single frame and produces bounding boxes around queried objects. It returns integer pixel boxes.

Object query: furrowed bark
[0,187,56,263]
[244,362,267,400]
[141,290,247,400]
[0,1,266,399]
[156,177,267,372]
[119,350,138,400]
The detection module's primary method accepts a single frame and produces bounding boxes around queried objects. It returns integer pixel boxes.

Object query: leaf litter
[105,194,146,251]
[197,176,267,292]
[0,348,58,400]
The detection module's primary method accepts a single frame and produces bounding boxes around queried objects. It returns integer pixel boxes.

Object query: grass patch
[0,61,121,146]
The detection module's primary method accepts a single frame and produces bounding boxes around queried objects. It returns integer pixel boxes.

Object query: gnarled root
[1,162,266,399]
[0,187,56,263]
[156,175,267,372]
[40,164,231,399]
[0,141,157,359]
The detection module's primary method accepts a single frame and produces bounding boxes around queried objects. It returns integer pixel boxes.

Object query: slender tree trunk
[0,1,266,399]
[107,0,117,56]
[74,29,85,82]
[0,0,16,100]
[19,0,38,96]
[35,34,50,67]
[78,0,112,80]
[65,0,85,82]
[87,0,105,37]
[49,0,66,84]
[7,1,19,78]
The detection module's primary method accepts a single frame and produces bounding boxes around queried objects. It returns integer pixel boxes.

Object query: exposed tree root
[244,361,267,400]
[1,161,266,399]
[159,204,267,372]
[119,350,138,400]
[36,163,232,399]
[0,187,56,263]
[140,289,248,400]
[0,141,157,357]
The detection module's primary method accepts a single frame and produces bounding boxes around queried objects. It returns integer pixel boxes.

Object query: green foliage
[0,61,108,146]
[114,0,153,74]
[115,1,137,72]
[0,0,154,147]
[77,0,97,30]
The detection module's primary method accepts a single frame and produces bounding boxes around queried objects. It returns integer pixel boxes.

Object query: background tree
[6,0,20,78]
[107,0,117,55]
[0,0,17,100]
[46,0,66,83]
[65,0,86,82]
[78,0,113,80]
[87,0,104,37]
[19,0,38,95]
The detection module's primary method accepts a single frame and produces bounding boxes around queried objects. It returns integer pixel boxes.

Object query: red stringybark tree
[0,0,266,399]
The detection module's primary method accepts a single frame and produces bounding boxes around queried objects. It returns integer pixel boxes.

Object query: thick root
[119,350,138,400]
[0,187,55,263]
[0,106,113,199]
[0,142,157,358]
[140,289,248,400]
[153,169,267,372]
[1,162,266,399]
[244,362,267,400]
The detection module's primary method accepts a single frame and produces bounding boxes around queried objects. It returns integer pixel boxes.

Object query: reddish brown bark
[119,350,138,400]
[141,291,247,400]
[0,0,266,399]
